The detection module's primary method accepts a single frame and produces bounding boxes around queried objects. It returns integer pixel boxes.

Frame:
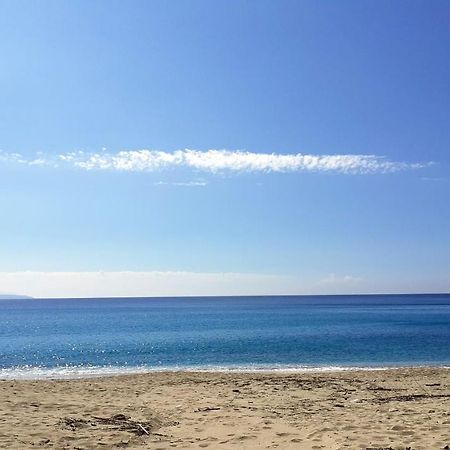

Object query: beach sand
[0,368,449,449]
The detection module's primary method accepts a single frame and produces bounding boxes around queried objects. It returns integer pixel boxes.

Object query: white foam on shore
[1,363,447,380]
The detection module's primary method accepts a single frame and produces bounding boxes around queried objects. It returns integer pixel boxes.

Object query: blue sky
[0,0,449,297]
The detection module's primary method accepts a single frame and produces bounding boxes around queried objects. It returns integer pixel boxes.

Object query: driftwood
[63,417,89,430]
[91,414,152,435]
[365,447,413,450]
[364,446,415,450]
[62,413,158,436]
[377,393,450,403]
[195,406,221,412]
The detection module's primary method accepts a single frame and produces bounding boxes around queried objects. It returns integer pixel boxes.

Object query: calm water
[0,294,449,378]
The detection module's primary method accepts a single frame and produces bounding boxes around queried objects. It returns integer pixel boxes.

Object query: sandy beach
[0,368,449,449]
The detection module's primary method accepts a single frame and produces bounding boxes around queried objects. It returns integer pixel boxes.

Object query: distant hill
[0,294,33,299]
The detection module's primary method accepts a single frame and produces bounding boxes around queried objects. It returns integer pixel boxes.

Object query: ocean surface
[0,294,449,379]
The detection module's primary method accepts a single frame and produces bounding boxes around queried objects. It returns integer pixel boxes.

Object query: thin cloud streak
[154,180,208,187]
[60,149,427,174]
[0,149,430,175]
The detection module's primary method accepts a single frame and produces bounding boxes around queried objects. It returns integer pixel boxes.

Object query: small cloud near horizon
[0,271,447,299]
[320,273,363,285]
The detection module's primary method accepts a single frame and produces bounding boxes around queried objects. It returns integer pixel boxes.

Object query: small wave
[2,363,447,380]
[0,365,158,380]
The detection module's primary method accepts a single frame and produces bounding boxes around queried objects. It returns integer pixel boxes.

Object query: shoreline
[2,363,450,381]
[1,367,449,449]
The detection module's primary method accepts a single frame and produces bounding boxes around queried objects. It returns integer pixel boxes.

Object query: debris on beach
[61,413,162,436]
[195,406,221,412]
[376,393,450,403]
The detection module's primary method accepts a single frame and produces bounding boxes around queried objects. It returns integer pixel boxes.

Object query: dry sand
[0,368,449,449]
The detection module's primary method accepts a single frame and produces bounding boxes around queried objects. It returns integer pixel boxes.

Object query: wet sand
[0,367,449,449]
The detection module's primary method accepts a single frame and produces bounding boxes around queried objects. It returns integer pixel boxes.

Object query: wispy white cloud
[0,150,55,167]
[0,149,429,175]
[154,180,208,187]
[421,176,447,182]
[0,151,27,164]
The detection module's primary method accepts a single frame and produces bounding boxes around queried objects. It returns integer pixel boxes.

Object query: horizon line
[4,292,449,300]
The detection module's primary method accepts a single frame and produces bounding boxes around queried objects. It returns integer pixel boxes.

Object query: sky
[0,0,449,297]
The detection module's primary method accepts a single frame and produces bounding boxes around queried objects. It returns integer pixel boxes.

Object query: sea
[0,294,449,379]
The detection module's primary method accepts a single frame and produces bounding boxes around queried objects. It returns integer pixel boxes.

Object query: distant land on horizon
[0,294,34,300]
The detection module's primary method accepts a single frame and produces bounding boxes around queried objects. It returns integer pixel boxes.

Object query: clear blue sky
[0,0,449,297]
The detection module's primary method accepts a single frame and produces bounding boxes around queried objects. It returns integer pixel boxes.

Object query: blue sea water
[0,294,449,379]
